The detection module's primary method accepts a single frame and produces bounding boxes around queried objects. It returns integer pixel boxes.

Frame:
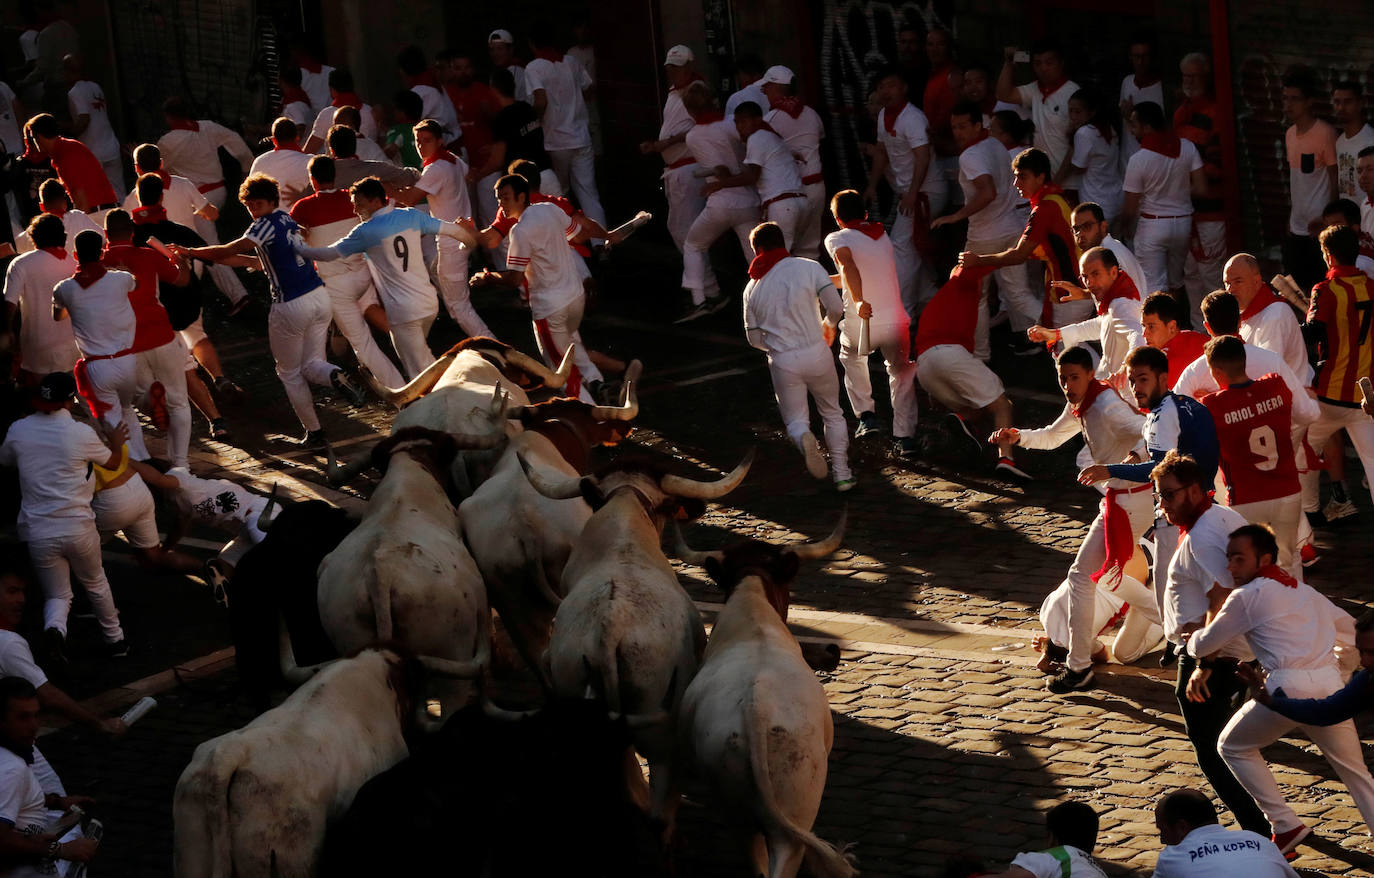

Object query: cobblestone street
[22,236,1374,876]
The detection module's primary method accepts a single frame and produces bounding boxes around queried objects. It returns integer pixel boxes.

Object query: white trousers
[391,313,438,382]
[534,296,602,404]
[549,145,606,237]
[682,203,758,304]
[764,197,805,252]
[664,164,707,254]
[766,345,851,481]
[93,474,159,549]
[1306,401,1374,506]
[793,181,827,260]
[193,186,251,306]
[1153,518,1180,621]
[917,344,1007,413]
[268,288,336,432]
[1065,489,1157,671]
[28,524,123,642]
[1040,573,1163,665]
[435,237,493,339]
[1135,215,1192,294]
[890,205,937,320]
[322,268,404,388]
[838,319,917,437]
[1232,493,1302,578]
[133,337,191,468]
[80,354,139,439]
[969,231,1039,345]
[1183,219,1227,329]
[1221,665,1374,834]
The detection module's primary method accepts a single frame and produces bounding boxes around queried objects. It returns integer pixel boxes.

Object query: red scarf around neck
[1256,564,1298,588]
[423,148,457,166]
[410,70,438,89]
[331,92,362,109]
[141,169,172,189]
[839,220,885,241]
[1139,131,1181,158]
[280,85,310,107]
[1239,283,1281,321]
[533,48,563,64]
[168,118,200,132]
[132,205,166,225]
[748,247,790,280]
[1071,379,1111,419]
[41,204,66,218]
[40,246,68,261]
[1028,182,1064,209]
[1096,270,1141,315]
[1178,496,1213,536]
[694,110,725,125]
[300,59,323,74]
[771,96,805,119]
[1326,264,1364,280]
[881,103,907,136]
[271,138,302,152]
[73,263,106,288]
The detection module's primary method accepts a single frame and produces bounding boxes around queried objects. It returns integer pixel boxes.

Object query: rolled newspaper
[857,316,872,357]
[607,211,653,245]
[120,696,157,726]
[1270,274,1309,312]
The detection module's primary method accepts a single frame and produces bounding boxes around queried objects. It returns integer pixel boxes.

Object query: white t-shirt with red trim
[51,270,137,358]
[506,201,583,319]
[415,154,472,223]
[1123,140,1202,217]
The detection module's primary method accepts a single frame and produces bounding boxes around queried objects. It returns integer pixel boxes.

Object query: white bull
[458,363,642,687]
[519,449,752,827]
[172,648,414,878]
[296,428,491,718]
[674,515,855,878]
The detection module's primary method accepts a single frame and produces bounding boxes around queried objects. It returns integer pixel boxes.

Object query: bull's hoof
[800,641,841,672]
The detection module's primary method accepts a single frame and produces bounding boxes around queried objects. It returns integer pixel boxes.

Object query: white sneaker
[800,432,828,479]
[1323,497,1357,523]
[835,476,857,492]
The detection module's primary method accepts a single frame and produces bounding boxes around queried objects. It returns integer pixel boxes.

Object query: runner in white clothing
[639,46,705,254]
[3,214,79,381]
[247,118,314,210]
[1122,102,1206,301]
[156,97,254,213]
[397,45,459,145]
[761,65,826,259]
[62,56,122,199]
[742,221,853,490]
[1036,247,1146,389]
[13,179,100,253]
[526,23,604,240]
[1223,254,1312,382]
[1150,789,1298,878]
[304,69,378,153]
[711,102,804,251]
[1069,202,1148,297]
[825,189,917,458]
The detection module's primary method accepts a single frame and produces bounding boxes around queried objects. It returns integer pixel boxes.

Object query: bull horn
[256,483,280,531]
[324,440,373,486]
[589,359,641,421]
[790,507,848,561]
[363,353,456,409]
[618,359,643,406]
[671,522,723,567]
[481,699,541,722]
[506,344,576,389]
[516,451,585,499]
[660,447,755,500]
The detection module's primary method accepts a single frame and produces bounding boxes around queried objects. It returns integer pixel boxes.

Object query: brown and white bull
[518,449,753,826]
[172,648,417,878]
[673,514,855,878]
[288,427,491,718]
[458,362,642,688]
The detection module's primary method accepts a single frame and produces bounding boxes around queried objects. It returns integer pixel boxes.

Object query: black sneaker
[101,639,130,658]
[208,417,231,441]
[701,295,732,315]
[1159,641,1178,668]
[42,628,67,668]
[299,429,328,449]
[1008,335,1044,357]
[1046,666,1095,693]
[995,456,1033,481]
[214,376,246,404]
[896,436,920,458]
[330,370,367,406]
[673,301,712,324]
[854,411,883,438]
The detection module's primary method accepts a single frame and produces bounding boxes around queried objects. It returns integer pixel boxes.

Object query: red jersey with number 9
[1308,266,1374,406]
[1201,374,1299,505]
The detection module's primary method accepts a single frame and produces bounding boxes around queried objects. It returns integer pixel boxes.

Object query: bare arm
[531,89,548,118]
[863,147,889,200]
[37,682,124,734]
[932,173,994,227]
[960,233,1037,268]
[1189,167,1209,199]
[995,52,1021,104]
[1120,191,1142,239]
[178,237,258,265]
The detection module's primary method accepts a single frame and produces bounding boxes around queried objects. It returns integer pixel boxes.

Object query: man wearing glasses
[1070,201,1147,298]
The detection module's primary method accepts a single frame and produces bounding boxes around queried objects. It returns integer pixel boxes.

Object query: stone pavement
[19,233,1374,876]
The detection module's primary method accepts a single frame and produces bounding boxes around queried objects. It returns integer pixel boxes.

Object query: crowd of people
[0,7,1371,873]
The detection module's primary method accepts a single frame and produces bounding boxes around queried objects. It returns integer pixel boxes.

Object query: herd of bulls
[168,338,857,878]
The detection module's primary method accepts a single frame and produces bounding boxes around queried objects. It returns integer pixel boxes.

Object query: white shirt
[1151,823,1299,878]
[1059,294,1146,381]
[1362,198,1374,244]
[1163,502,1252,655]
[0,748,51,878]
[1336,124,1374,200]
[121,172,207,229]
[1119,75,1164,166]
[52,269,137,357]
[824,227,905,328]
[877,103,939,195]
[725,81,769,118]
[1172,341,1318,426]
[353,136,391,164]
[0,81,23,156]
[1071,125,1123,218]
[1123,140,1203,216]
[1011,845,1107,878]
[1240,299,1312,383]
[1018,388,1147,490]
[1100,234,1147,299]
[282,98,312,129]
[0,631,48,689]
[248,148,314,210]
[525,56,592,152]
[168,467,267,538]
[3,248,80,375]
[1191,574,1354,673]
[765,104,825,180]
[333,204,438,325]
[412,83,460,141]
[67,79,120,163]
[744,128,803,203]
[0,410,111,540]
[658,88,694,168]
[291,189,366,280]
[416,155,472,223]
[300,64,336,118]
[958,135,1022,241]
[742,257,843,357]
[686,120,758,210]
[1015,79,1080,173]
[310,104,379,147]
[14,211,102,255]
[157,121,254,189]
[506,201,584,319]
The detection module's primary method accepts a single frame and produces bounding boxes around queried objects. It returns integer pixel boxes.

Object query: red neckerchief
[959,128,990,152]
[132,205,166,224]
[1239,283,1281,321]
[280,85,310,107]
[1178,496,1213,536]
[167,118,199,132]
[144,169,172,189]
[331,92,362,109]
[73,263,107,288]
[838,220,885,241]
[771,96,805,119]
[300,59,323,74]
[1096,270,1140,315]
[271,139,302,152]
[694,110,725,125]
[410,70,438,88]
[1071,379,1110,419]
[1037,76,1069,100]
[1027,182,1064,209]
[533,48,563,63]
[40,204,66,218]
[1256,564,1298,588]
[1326,264,1365,280]
[1140,131,1181,158]
[881,103,907,136]
[40,246,67,261]
[747,247,790,280]
[423,148,457,166]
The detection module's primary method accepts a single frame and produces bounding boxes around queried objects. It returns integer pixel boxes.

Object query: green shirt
[385,125,422,169]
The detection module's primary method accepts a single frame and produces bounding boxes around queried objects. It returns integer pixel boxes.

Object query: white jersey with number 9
[333,203,443,325]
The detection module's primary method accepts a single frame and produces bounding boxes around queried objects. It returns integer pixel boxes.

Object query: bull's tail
[743,688,857,878]
[173,736,248,878]
[368,560,396,644]
[418,597,491,678]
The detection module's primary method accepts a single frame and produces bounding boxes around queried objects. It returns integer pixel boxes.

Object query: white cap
[761,65,795,86]
[664,45,694,67]
[488,29,514,45]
